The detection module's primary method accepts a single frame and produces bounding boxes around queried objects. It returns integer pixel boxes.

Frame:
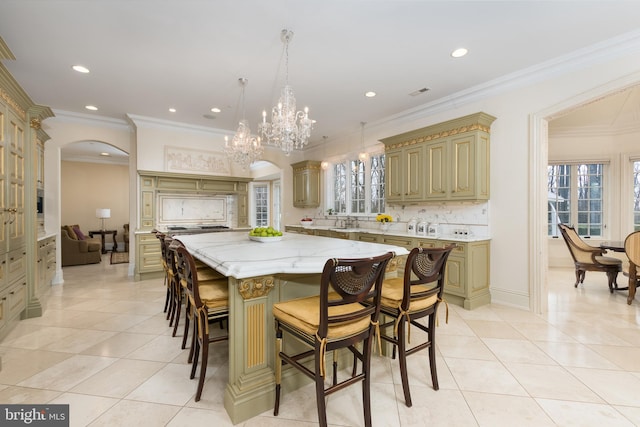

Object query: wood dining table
[600,241,636,304]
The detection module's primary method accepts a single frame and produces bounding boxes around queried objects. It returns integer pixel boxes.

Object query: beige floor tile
[125,334,189,362]
[48,392,119,427]
[587,344,640,372]
[465,320,526,339]
[435,334,496,361]
[534,340,621,369]
[0,347,73,385]
[42,329,118,354]
[71,358,165,398]
[537,398,635,426]
[166,407,234,427]
[504,362,604,402]
[125,362,203,405]
[389,354,457,391]
[17,354,117,391]
[445,358,527,396]
[509,321,577,343]
[614,405,640,425]
[80,331,157,357]
[482,338,558,365]
[3,326,78,350]
[0,386,62,404]
[567,367,640,406]
[88,399,181,427]
[396,387,478,426]
[463,391,556,427]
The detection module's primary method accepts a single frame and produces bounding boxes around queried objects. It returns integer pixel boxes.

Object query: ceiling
[2,0,640,161]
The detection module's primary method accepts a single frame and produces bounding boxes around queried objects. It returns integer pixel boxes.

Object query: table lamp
[96,208,111,231]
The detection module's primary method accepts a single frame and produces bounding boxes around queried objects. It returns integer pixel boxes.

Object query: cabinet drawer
[8,281,26,319]
[356,234,379,243]
[380,236,414,249]
[7,251,25,284]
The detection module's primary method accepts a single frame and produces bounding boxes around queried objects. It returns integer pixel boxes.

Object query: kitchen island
[174,231,409,424]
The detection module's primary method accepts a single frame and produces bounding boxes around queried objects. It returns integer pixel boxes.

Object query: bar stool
[173,243,229,401]
[378,245,454,407]
[273,252,394,427]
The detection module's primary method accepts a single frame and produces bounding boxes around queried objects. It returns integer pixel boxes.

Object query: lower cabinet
[135,232,163,280]
[0,250,27,340]
[286,226,491,309]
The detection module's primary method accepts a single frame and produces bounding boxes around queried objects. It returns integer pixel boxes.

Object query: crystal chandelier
[259,29,314,156]
[225,78,263,168]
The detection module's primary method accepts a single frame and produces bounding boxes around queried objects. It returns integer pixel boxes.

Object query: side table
[89,229,118,254]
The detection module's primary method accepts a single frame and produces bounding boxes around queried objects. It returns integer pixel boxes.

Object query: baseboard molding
[490,288,530,310]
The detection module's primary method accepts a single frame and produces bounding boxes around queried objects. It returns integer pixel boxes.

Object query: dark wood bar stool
[273,252,394,427]
[379,245,454,407]
[173,243,229,401]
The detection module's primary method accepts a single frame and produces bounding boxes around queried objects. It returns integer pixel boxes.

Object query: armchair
[60,225,102,267]
[558,223,622,292]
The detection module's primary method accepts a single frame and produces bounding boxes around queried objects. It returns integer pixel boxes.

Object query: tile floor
[1,256,640,426]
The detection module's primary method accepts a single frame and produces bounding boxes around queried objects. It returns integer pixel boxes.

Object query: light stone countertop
[174,231,409,279]
[286,224,490,243]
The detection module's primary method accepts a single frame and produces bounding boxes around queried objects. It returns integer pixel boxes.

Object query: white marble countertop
[285,224,490,243]
[174,231,409,279]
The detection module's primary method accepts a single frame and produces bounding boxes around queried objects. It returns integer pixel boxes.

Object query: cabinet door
[425,140,448,200]
[7,111,24,249]
[404,145,424,201]
[444,255,465,297]
[450,134,476,199]
[237,192,249,228]
[293,170,305,205]
[385,149,403,202]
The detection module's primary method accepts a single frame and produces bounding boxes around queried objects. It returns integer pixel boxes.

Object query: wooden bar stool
[273,252,394,427]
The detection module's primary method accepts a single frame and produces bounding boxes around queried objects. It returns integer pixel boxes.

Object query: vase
[379,222,390,232]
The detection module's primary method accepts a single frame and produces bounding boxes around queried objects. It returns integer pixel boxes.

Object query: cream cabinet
[292,161,321,208]
[135,172,252,279]
[285,226,491,309]
[381,112,496,204]
[385,144,425,204]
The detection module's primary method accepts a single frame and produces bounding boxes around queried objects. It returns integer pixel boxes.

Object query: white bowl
[300,220,314,227]
[249,235,283,243]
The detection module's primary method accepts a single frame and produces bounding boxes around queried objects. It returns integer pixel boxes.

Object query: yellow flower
[376,213,393,223]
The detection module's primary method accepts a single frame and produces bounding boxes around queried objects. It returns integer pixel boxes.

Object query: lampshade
[96,208,111,219]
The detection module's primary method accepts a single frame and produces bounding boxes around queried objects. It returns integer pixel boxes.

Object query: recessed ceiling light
[169,108,176,113]
[85,105,98,111]
[211,107,221,113]
[451,48,468,58]
[365,91,377,98]
[100,152,110,156]
[72,65,90,73]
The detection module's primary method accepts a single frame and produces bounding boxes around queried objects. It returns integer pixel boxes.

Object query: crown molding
[368,29,640,135]
[51,109,131,130]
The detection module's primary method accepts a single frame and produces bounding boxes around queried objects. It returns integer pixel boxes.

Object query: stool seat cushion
[198,279,229,309]
[380,277,438,313]
[273,292,370,339]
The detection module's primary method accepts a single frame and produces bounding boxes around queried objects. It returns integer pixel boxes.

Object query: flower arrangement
[376,213,393,223]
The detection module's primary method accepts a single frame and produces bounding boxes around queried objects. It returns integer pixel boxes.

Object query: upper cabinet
[381,112,496,204]
[292,160,321,208]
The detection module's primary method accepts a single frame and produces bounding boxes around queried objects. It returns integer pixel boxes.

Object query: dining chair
[624,230,640,304]
[378,245,454,407]
[558,223,622,292]
[173,243,229,401]
[273,252,395,427]
[153,231,173,318]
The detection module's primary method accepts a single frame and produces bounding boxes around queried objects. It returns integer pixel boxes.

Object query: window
[333,163,347,214]
[254,184,269,227]
[370,154,385,214]
[634,160,640,231]
[350,160,365,213]
[548,163,605,237]
[330,153,385,215]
